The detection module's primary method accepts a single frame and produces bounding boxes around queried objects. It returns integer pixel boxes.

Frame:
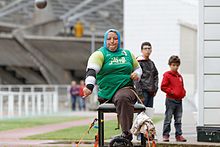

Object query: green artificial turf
[25,115,163,141]
[0,115,86,131]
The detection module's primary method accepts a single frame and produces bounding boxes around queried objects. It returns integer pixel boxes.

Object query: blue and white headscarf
[103,29,121,50]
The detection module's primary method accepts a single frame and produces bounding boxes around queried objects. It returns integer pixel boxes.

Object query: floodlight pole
[90,23,95,54]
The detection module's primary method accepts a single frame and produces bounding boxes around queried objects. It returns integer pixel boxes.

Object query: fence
[0,85,71,119]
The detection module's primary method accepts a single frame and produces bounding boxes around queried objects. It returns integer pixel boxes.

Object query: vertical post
[31,87,36,115]
[48,92,52,113]
[198,0,204,126]
[37,93,41,115]
[42,86,45,114]
[18,92,22,116]
[0,94,3,119]
[43,86,48,114]
[23,86,29,116]
[32,94,36,115]
[25,94,28,116]
[53,86,58,112]
[8,88,14,118]
[43,94,46,114]
[98,110,104,146]
[25,94,29,116]
[90,22,95,54]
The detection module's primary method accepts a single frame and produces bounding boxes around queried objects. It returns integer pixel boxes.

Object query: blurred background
[0,0,198,118]
[124,0,198,113]
[0,0,123,84]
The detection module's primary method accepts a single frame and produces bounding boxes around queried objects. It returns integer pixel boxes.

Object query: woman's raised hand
[83,87,92,98]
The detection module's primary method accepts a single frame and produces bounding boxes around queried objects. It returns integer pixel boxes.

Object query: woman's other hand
[130,72,139,81]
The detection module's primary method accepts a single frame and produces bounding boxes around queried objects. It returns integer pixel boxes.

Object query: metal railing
[0,85,70,119]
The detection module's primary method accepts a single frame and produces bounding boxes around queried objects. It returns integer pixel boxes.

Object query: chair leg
[141,133,146,147]
[98,111,104,147]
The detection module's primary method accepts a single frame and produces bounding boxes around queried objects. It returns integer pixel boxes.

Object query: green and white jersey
[87,47,140,100]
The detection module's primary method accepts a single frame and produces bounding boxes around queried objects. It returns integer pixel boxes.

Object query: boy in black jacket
[135,42,158,108]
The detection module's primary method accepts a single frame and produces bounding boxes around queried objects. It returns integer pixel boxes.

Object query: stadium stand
[0,0,123,84]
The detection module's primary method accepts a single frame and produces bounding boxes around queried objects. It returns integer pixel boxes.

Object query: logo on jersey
[109,57,126,65]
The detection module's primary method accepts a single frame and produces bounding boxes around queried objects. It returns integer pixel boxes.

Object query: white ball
[35,0,47,9]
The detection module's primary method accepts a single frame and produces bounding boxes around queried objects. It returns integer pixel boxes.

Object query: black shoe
[109,135,133,147]
[121,132,133,141]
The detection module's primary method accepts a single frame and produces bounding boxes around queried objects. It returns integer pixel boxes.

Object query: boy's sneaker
[163,135,169,142]
[176,135,187,142]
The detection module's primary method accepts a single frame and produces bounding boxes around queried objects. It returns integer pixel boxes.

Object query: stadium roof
[0,0,123,36]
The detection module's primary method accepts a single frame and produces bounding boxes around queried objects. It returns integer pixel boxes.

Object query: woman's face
[107,32,118,51]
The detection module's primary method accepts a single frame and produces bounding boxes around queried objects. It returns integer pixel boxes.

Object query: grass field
[0,115,86,131]
[25,115,163,141]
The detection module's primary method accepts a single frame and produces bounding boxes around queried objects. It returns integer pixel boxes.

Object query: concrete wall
[124,0,198,113]
[199,0,220,126]
[180,24,197,104]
